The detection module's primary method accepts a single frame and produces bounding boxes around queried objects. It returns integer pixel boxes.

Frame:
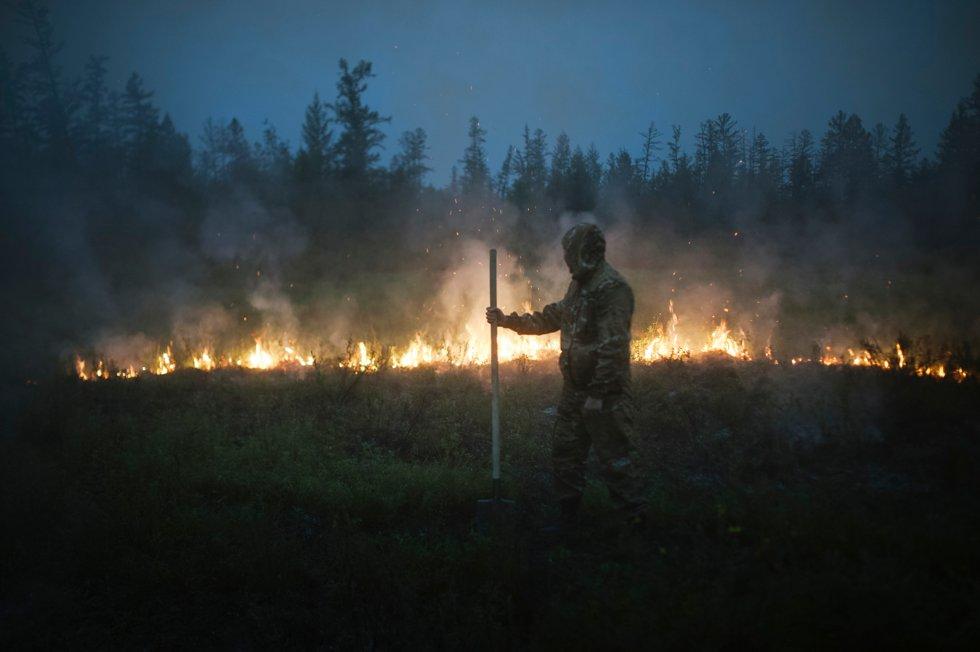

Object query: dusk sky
[5,0,979,183]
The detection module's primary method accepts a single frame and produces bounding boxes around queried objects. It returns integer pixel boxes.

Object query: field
[2,360,979,648]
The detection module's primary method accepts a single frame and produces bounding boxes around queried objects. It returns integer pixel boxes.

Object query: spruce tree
[391,127,430,193]
[884,113,918,187]
[333,58,390,183]
[459,116,489,195]
[547,132,571,203]
[15,0,74,162]
[566,146,595,212]
[295,91,333,186]
[495,145,514,197]
[79,55,109,160]
[788,129,815,201]
[122,73,159,176]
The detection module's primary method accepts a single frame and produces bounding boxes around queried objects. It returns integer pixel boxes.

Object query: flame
[116,366,138,379]
[193,349,216,371]
[917,363,945,378]
[343,341,380,372]
[701,321,749,358]
[242,340,276,369]
[153,347,176,375]
[284,345,315,367]
[631,300,749,362]
[379,328,562,370]
[71,304,969,382]
[846,348,873,367]
[75,358,90,381]
[390,334,439,368]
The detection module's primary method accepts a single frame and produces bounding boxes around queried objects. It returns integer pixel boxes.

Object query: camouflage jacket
[503,261,634,397]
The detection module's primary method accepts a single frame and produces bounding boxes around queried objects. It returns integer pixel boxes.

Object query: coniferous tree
[449,165,459,196]
[935,76,980,225]
[121,72,160,177]
[223,117,255,183]
[194,117,254,186]
[566,145,596,212]
[0,47,33,163]
[871,121,889,179]
[294,91,333,187]
[510,125,548,210]
[495,145,514,197]
[333,58,390,184]
[585,144,603,192]
[251,120,292,202]
[254,120,292,178]
[154,113,192,183]
[78,55,109,161]
[694,119,714,184]
[391,127,430,193]
[884,113,918,188]
[523,126,548,194]
[4,2,978,287]
[105,89,125,154]
[818,111,875,202]
[937,73,980,176]
[712,113,741,194]
[15,0,74,162]
[604,149,636,200]
[547,132,571,205]
[459,116,489,195]
[668,125,682,172]
[695,114,741,209]
[198,117,226,184]
[750,131,780,196]
[674,152,696,207]
[637,121,661,183]
[787,129,815,201]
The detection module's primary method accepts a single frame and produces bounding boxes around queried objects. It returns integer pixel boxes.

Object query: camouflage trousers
[552,385,645,514]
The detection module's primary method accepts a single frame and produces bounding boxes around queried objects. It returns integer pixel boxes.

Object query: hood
[561,223,606,281]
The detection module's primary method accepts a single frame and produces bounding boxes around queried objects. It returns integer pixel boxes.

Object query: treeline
[3,2,980,251]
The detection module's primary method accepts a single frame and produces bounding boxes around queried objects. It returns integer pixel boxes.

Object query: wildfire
[192,349,216,371]
[153,347,176,375]
[631,300,750,362]
[71,303,970,382]
[345,341,379,373]
[75,358,110,381]
[242,340,275,370]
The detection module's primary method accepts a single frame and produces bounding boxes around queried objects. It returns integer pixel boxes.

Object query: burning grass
[71,300,973,381]
[2,360,978,647]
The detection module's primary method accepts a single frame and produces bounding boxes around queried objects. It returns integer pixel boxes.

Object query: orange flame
[71,305,969,382]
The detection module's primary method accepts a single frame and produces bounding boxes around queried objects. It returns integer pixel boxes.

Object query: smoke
[3,167,979,384]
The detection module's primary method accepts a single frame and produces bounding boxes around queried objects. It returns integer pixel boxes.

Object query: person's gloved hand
[485,307,505,326]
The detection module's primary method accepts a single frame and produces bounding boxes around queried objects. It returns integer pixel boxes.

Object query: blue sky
[6,0,980,183]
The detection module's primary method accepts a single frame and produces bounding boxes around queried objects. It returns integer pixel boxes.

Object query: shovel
[476,248,514,532]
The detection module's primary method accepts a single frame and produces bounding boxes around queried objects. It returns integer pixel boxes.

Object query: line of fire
[73,301,969,381]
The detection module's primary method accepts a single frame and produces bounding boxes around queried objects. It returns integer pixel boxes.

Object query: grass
[1,360,979,648]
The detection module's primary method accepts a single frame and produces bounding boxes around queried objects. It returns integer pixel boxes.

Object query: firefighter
[486,223,645,531]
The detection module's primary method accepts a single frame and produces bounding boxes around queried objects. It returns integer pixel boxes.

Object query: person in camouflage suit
[486,223,645,528]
